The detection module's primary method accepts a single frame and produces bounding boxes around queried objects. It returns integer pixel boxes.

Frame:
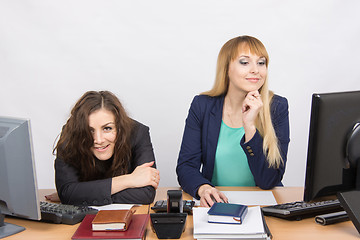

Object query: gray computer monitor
[0,117,41,238]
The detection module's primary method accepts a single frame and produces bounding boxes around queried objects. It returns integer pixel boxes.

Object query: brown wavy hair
[54,91,134,181]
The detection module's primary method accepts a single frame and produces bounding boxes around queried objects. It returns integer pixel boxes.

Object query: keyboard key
[40,201,98,224]
[261,199,343,220]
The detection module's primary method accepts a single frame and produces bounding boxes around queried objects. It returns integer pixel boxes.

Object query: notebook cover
[72,214,149,240]
[92,210,134,231]
[207,202,248,224]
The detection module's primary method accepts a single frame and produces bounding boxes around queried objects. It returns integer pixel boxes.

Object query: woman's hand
[111,161,160,194]
[242,90,263,142]
[45,192,60,202]
[129,161,160,189]
[197,184,228,207]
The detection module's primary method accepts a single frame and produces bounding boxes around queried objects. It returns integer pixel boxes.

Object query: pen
[261,210,272,239]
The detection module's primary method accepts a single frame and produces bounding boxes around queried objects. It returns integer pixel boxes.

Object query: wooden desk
[147,187,360,240]
[4,187,360,240]
[4,189,149,240]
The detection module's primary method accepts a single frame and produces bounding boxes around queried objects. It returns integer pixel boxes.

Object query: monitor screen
[303,91,360,202]
[0,117,41,238]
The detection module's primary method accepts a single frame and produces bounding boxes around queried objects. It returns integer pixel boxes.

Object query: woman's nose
[93,131,104,144]
[250,63,259,73]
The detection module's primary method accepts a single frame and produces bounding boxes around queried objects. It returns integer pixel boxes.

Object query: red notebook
[72,214,149,240]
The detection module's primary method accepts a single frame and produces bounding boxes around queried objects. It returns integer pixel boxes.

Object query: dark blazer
[176,94,290,198]
[55,120,156,206]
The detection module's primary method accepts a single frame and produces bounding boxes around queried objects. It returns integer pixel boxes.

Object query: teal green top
[211,121,256,186]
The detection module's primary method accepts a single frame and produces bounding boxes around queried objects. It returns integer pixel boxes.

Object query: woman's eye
[104,127,112,131]
[239,60,248,65]
[258,58,266,65]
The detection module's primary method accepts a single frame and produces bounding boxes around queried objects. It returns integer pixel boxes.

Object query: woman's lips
[94,145,110,152]
[246,78,260,83]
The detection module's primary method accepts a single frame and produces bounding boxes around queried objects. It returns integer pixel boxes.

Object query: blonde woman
[176,36,290,207]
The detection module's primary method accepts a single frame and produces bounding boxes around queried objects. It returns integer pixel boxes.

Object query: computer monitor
[303,90,360,202]
[0,117,41,238]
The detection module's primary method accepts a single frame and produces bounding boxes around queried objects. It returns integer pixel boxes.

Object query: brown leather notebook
[91,209,135,231]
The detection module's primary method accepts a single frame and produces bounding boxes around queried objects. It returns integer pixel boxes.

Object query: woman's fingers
[45,192,60,202]
[139,161,155,168]
[130,162,160,188]
[199,186,228,207]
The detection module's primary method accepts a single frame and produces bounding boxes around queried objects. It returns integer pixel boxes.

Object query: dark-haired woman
[53,91,159,206]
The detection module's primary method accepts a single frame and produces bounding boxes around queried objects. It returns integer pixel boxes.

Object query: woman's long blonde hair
[203,35,283,168]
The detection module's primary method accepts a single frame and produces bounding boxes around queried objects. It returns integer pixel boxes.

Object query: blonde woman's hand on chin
[242,90,263,142]
[197,184,228,207]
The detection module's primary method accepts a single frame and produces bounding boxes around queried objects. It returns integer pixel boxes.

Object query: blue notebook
[207,202,248,224]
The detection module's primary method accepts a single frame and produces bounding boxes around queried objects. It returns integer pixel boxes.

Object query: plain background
[1,0,360,190]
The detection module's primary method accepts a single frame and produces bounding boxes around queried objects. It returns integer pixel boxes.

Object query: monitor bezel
[303,91,360,202]
[0,116,41,238]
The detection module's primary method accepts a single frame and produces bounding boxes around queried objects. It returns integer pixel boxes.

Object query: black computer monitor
[303,90,360,202]
[0,117,41,238]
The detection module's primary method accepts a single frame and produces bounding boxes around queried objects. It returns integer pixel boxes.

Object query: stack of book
[71,209,149,240]
[193,205,271,240]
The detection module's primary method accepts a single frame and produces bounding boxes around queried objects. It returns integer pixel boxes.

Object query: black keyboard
[151,200,195,213]
[261,199,343,220]
[40,201,98,224]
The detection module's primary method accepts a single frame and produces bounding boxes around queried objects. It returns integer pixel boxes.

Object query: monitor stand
[338,190,360,234]
[0,211,25,239]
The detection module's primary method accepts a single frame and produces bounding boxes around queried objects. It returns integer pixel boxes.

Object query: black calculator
[151,200,195,213]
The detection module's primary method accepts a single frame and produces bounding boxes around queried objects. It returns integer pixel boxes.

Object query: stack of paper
[193,206,269,240]
[193,191,277,207]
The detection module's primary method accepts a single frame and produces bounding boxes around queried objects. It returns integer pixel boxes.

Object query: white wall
[1,0,360,189]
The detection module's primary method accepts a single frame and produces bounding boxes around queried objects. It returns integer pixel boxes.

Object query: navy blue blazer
[176,94,290,198]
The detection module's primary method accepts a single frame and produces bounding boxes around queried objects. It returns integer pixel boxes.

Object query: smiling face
[227,49,267,95]
[88,108,117,161]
